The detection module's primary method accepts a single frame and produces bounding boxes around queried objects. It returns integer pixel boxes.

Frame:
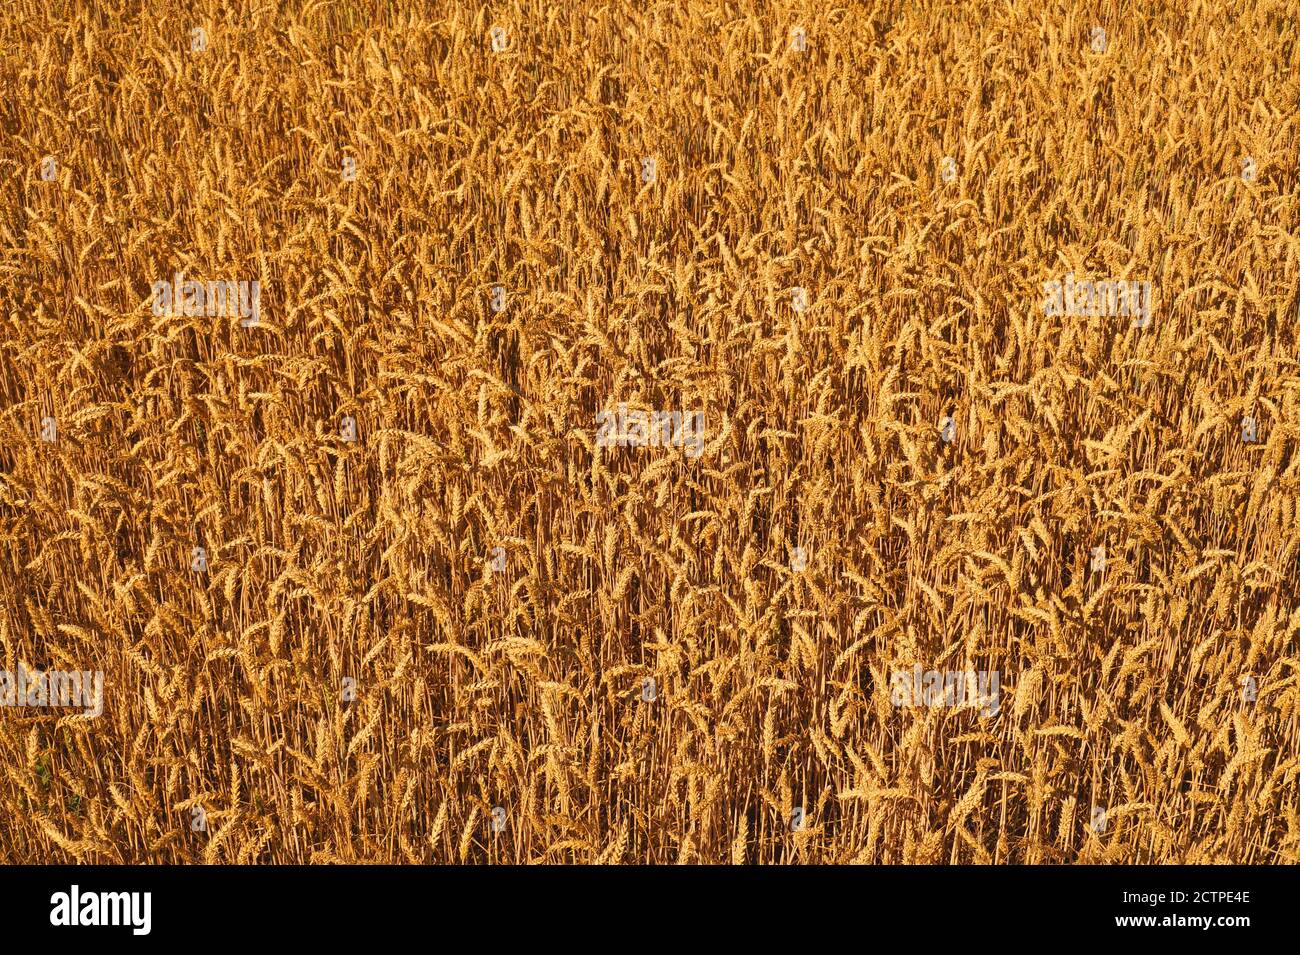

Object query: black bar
[0,865,1282,943]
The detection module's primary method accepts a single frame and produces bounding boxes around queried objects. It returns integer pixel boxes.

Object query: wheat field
[0,0,1297,864]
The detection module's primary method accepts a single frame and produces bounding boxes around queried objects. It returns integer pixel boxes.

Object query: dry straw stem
[0,0,1298,863]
